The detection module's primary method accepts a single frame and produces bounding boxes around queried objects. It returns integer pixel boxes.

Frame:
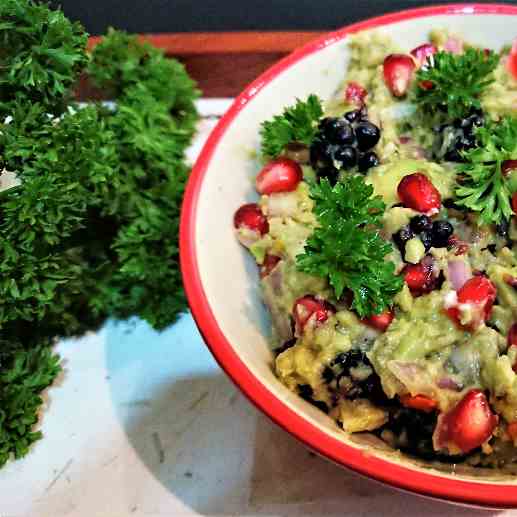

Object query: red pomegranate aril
[507,38,517,80]
[383,54,416,97]
[362,309,394,331]
[259,254,281,278]
[512,192,517,215]
[403,262,435,295]
[457,276,496,315]
[446,390,498,453]
[345,81,367,104]
[508,324,517,361]
[502,160,517,176]
[233,203,268,235]
[397,173,441,214]
[418,80,434,91]
[256,158,303,195]
[293,295,335,332]
[447,276,497,328]
[410,43,437,67]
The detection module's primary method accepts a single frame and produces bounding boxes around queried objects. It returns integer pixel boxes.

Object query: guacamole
[234,29,517,467]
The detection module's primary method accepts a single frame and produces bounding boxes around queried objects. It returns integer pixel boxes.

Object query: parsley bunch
[297,177,403,317]
[260,94,323,158]
[415,48,499,120]
[455,117,517,224]
[0,0,198,467]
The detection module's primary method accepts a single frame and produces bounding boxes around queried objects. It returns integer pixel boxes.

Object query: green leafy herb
[0,0,88,115]
[296,177,403,317]
[415,48,499,120]
[260,94,323,158]
[0,0,199,467]
[0,343,61,468]
[455,117,517,224]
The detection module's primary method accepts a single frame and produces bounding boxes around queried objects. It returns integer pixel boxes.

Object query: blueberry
[393,225,414,255]
[431,220,454,248]
[344,109,361,123]
[334,146,357,168]
[318,117,340,138]
[310,139,334,169]
[355,121,381,151]
[335,122,355,145]
[317,166,339,186]
[420,230,433,251]
[409,215,432,233]
[496,218,510,238]
[322,366,335,383]
[357,151,379,172]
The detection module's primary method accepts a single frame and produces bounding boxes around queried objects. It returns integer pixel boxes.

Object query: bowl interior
[186,7,517,506]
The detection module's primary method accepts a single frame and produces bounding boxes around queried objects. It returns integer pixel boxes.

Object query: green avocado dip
[234,28,517,467]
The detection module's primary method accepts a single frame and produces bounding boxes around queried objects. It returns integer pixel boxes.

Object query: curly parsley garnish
[415,48,500,120]
[455,117,517,224]
[296,176,403,318]
[260,94,323,158]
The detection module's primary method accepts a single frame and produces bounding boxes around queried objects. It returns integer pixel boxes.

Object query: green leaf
[455,117,517,224]
[260,94,323,158]
[296,177,403,317]
[415,48,499,120]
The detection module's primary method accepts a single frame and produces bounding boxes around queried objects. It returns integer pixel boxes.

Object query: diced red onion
[448,260,472,291]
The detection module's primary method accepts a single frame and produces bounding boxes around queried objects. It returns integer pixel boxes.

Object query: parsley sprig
[296,177,403,317]
[455,117,517,224]
[415,48,499,120]
[260,94,323,158]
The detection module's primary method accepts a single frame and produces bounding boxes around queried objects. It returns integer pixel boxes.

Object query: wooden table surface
[83,31,325,98]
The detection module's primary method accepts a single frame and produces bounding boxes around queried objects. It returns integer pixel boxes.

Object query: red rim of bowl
[181,4,517,508]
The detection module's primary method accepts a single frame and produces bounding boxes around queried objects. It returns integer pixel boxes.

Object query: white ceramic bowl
[181,4,517,508]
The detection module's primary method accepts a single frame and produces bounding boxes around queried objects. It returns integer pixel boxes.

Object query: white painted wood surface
[0,100,512,517]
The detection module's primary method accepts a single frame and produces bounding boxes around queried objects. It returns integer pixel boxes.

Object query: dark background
[59,0,517,35]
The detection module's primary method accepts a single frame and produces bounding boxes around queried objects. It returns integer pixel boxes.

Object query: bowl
[180,4,517,508]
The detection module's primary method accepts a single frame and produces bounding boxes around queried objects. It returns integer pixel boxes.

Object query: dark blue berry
[358,151,379,172]
[420,231,433,252]
[409,215,432,233]
[310,139,334,169]
[393,225,414,256]
[317,166,339,186]
[431,220,454,248]
[496,218,510,238]
[334,146,357,168]
[344,109,361,123]
[355,121,381,151]
[334,122,354,145]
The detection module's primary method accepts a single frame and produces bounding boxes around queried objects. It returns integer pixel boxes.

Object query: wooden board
[81,32,323,98]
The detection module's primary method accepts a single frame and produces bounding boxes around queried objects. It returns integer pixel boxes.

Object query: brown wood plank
[80,32,323,98]
[87,31,324,55]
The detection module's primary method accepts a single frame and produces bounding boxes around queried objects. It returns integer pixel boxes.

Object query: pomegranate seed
[418,80,434,91]
[410,43,437,67]
[345,81,367,104]
[400,394,437,413]
[508,323,517,348]
[383,54,416,97]
[447,276,497,328]
[512,192,517,215]
[507,38,517,80]
[362,309,394,331]
[259,254,281,278]
[293,295,335,333]
[256,158,303,195]
[508,422,517,442]
[233,203,268,235]
[403,262,435,295]
[502,160,517,176]
[397,173,441,214]
[445,390,498,453]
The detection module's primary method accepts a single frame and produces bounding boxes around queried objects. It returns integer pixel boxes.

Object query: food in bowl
[233,28,517,467]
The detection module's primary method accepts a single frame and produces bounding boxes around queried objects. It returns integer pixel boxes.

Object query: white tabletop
[0,100,512,517]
